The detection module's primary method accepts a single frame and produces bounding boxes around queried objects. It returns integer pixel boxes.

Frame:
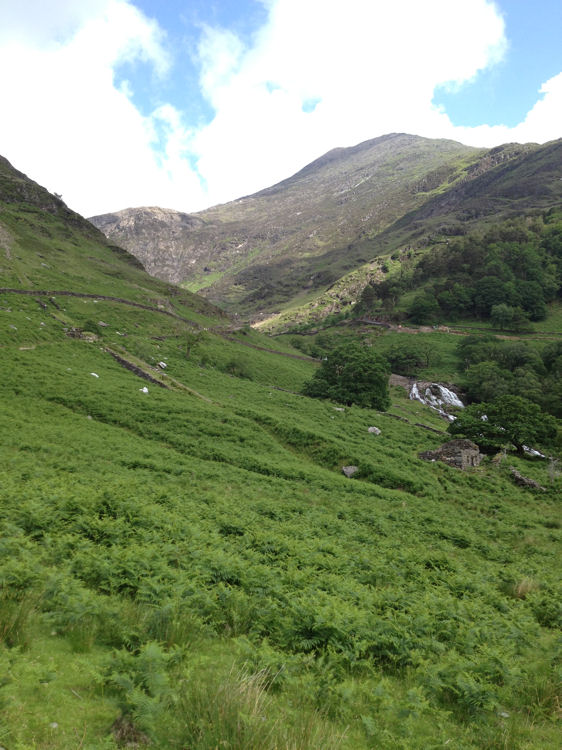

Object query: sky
[0,0,560,218]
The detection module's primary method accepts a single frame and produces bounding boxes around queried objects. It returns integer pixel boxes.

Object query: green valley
[1,153,561,749]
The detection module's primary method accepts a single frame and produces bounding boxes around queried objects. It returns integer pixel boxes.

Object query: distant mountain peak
[89,134,561,321]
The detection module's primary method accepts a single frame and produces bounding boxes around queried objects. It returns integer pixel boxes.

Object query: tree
[473,276,507,317]
[357,283,377,314]
[384,340,440,376]
[490,303,515,330]
[463,361,512,403]
[542,341,562,375]
[456,335,500,371]
[302,342,390,410]
[517,280,547,321]
[385,341,425,376]
[183,329,207,359]
[449,395,557,454]
[450,282,474,318]
[497,341,544,375]
[407,293,440,324]
[506,307,531,332]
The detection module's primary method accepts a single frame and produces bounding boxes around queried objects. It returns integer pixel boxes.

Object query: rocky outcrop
[509,468,546,492]
[89,207,207,284]
[419,439,483,470]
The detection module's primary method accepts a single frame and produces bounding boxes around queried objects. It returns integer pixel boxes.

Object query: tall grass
[0,592,37,649]
[176,666,345,750]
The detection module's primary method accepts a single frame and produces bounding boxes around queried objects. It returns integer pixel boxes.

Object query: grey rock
[419,439,482,470]
[510,468,546,491]
[368,426,381,435]
[342,465,359,478]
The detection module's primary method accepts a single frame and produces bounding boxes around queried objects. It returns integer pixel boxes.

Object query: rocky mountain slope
[264,138,562,331]
[89,134,481,308]
[89,134,562,323]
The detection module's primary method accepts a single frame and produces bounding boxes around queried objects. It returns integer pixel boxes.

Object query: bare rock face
[419,439,482,470]
[89,207,207,285]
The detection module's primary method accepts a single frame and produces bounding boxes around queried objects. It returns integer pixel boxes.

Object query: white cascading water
[410,382,464,421]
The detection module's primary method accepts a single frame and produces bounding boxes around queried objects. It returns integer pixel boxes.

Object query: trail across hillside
[218,333,318,361]
[358,317,562,340]
[0,288,200,326]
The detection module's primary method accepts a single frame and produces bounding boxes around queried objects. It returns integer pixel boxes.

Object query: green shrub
[302,341,390,409]
[223,357,253,379]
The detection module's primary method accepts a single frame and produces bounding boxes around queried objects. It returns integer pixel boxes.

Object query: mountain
[90,205,206,285]
[89,135,562,324]
[1,155,561,750]
[89,134,482,311]
[266,138,562,331]
[0,154,222,321]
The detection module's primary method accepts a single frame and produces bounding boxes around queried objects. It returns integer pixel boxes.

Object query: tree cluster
[381,339,440,376]
[410,215,561,325]
[448,395,557,455]
[359,212,562,327]
[457,335,562,418]
[302,341,390,410]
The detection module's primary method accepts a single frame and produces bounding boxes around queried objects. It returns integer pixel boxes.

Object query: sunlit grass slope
[1,158,560,749]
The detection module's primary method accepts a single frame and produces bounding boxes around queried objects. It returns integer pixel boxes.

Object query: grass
[1,164,561,748]
[183,269,225,292]
[2,300,560,748]
[534,300,562,334]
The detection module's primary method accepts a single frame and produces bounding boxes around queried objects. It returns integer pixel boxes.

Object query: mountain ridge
[89,134,482,308]
[88,134,562,323]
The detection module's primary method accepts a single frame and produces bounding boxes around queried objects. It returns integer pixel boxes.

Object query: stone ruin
[419,439,483,470]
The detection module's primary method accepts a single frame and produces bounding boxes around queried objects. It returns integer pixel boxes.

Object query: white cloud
[0,0,197,216]
[431,71,562,148]
[0,0,109,46]
[189,0,511,205]
[0,0,559,217]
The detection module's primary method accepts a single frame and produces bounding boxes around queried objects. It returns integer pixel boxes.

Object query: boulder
[419,439,482,470]
[510,468,546,492]
[368,426,381,435]
[342,465,359,478]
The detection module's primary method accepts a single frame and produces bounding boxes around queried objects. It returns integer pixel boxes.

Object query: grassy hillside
[1,158,561,749]
[258,140,562,331]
